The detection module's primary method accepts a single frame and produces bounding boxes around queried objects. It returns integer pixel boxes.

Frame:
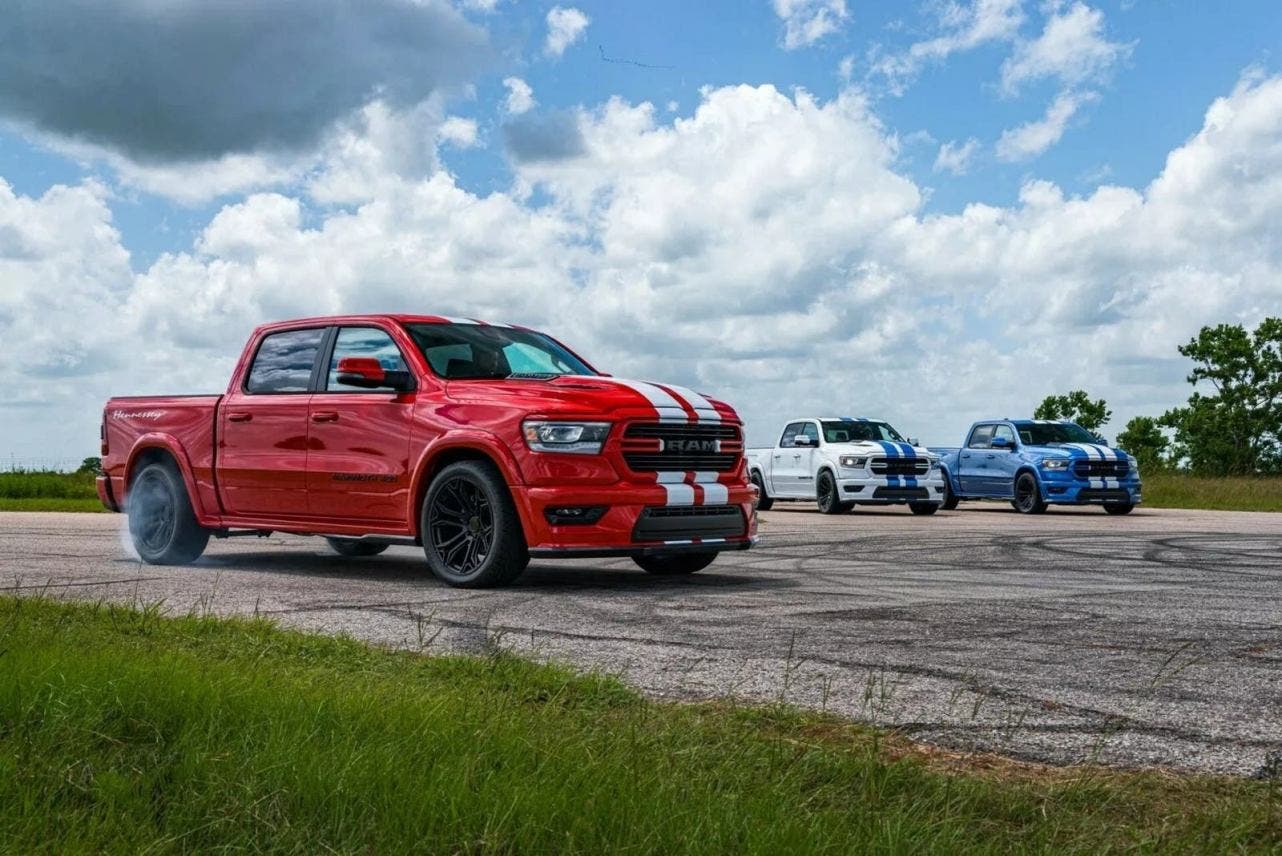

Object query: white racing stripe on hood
[602,378,688,423]
[663,384,722,422]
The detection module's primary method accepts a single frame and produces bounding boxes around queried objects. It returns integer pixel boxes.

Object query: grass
[0,469,104,512]
[1142,472,1282,512]
[1,597,1278,854]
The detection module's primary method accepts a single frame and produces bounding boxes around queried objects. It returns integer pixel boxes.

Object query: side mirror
[907,437,920,447]
[990,435,1012,449]
[336,357,411,391]
[793,435,816,448]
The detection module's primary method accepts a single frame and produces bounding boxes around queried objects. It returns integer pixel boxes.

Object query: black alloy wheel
[751,471,774,511]
[816,471,852,514]
[633,552,718,575]
[422,461,528,587]
[326,537,390,557]
[1012,472,1048,514]
[127,462,210,565]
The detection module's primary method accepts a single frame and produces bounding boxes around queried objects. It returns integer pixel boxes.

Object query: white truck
[746,417,945,515]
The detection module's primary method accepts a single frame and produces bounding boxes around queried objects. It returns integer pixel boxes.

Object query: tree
[77,457,102,476]
[1116,416,1169,471]
[1033,390,1112,433]
[1160,318,1282,475]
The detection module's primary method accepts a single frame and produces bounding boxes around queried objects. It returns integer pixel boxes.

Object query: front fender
[408,431,527,532]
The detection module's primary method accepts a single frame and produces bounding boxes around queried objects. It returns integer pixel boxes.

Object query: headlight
[1042,459,1070,471]
[522,421,611,454]
[928,458,941,470]
[839,455,866,469]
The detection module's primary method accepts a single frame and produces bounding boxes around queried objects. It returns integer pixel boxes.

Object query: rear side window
[246,328,325,393]
[967,424,995,448]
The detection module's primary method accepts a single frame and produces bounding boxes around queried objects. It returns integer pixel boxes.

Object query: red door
[306,326,415,524]
[217,327,325,518]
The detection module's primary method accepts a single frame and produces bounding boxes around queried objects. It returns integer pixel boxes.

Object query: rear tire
[941,474,960,510]
[1104,503,1135,515]
[127,462,210,565]
[816,471,853,514]
[326,537,389,557]
[908,502,938,516]
[633,552,717,575]
[421,460,529,588]
[751,470,774,511]
[1012,472,1048,514]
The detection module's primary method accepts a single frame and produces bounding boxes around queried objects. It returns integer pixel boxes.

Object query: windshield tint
[405,323,595,380]
[1014,421,1101,445]
[821,420,906,443]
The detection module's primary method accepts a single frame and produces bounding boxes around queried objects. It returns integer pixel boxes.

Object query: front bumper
[838,473,947,504]
[511,481,758,554]
[1042,475,1142,505]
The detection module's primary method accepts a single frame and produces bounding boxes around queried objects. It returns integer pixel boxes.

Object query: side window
[780,422,805,447]
[246,328,325,394]
[992,424,1016,446]
[326,327,409,391]
[799,423,820,444]
[967,424,994,449]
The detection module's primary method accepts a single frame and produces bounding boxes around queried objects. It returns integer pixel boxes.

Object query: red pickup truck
[99,315,756,586]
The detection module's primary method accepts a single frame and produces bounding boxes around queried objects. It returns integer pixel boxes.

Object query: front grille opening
[1073,460,1130,478]
[869,457,930,476]
[633,504,746,542]
[622,422,743,473]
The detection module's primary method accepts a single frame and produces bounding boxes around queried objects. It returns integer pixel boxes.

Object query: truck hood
[444,375,738,422]
[827,440,937,460]
[1025,442,1130,461]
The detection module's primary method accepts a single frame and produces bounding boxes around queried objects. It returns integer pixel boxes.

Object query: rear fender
[124,434,214,524]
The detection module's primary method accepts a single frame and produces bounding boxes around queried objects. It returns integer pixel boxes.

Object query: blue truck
[931,420,1142,515]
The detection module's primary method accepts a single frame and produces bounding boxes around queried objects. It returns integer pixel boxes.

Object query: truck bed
[101,394,223,513]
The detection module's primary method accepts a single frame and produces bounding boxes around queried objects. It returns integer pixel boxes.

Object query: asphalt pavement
[3,504,1279,776]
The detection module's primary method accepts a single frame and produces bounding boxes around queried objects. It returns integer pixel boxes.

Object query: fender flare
[124,433,209,519]
[940,464,960,494]
[408,432,527,533]
[1013,464,1045,497]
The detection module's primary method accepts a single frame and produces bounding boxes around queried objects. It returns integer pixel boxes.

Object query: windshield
[821,420,906,444]
[1014,421,1102,446]
[405,323,595,380]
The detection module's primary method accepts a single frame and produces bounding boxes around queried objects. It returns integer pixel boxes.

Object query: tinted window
[326,327,409,391]
[821,420,907,443]
[246,328,324,393]
[992,424,1017,446]
[967,424,994,448]
[780,422,805,447]
[1013,421,1102,445]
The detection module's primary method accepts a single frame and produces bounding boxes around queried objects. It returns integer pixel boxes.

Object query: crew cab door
[306,326,416,524]
[958,424,993,496]
[218,327,325,517]
[987,424,1019,497]
[772,421,818,497]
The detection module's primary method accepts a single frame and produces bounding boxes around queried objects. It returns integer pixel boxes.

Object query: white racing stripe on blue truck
[1064,443,1120,489]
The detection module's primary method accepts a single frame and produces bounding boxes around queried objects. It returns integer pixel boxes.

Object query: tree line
[1034,317,1281,476]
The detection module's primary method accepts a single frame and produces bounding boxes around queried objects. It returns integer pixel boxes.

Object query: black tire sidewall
[751,471,773,511]
[1014,473,1045,514]
[421,461,528,587]
[817,471,841,514]
[633,552,717,575]
[326,538,389,557]
[128,462,209,565]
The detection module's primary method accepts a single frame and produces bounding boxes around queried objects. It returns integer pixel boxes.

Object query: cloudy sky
[2,0,1281,460]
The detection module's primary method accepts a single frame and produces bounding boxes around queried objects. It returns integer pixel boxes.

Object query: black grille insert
[1073,460,1130,478]
[633,505,746,542]
[870,457,929,476]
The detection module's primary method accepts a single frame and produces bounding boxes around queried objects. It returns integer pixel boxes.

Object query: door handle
[311,412,339,423]
[227,412,252,423]
[986,454,995,459]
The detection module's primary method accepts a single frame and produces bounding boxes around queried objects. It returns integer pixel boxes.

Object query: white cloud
[934,138,981,174]
[996,89,1097,160]
[503,77,536,115]
[1000,1,1132,96]
[871,0,1025,94]
[438,116,479,148]
[5,73,1282,460]
[773,0,850,50]
[545,6,590,57]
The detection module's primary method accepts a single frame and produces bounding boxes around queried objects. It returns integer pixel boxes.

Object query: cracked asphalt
[3,506,1280,776]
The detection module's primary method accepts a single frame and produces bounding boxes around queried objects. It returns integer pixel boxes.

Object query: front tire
[1104,503,1135,515]
[326,537,389,557]
[127,462,210,565]
[940,474,960,510]
[816,471,853,515]
[421,460,529,588]
[909,502,939,516]
[633,552,717,575]
[1012,472,1048,514]
[751,470,774,511]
